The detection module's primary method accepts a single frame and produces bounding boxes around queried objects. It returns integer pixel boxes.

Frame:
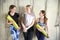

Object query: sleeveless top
[38,18,46,28]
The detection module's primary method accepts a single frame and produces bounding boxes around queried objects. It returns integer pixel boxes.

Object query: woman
[21,5,35,40]
[36,10,49,40]
[7,5,20,40]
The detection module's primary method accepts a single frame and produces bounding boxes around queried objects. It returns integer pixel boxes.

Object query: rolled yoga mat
[7,15,19,30]
[35,23,49,38]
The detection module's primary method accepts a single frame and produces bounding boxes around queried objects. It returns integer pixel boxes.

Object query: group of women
[7,5,49,40]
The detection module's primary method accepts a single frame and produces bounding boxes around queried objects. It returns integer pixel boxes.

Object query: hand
[40,29,42,32]
[47,33,49,38]
[17,27,20,30]
[23,28,27,32]
[38,28,43,32]
[19,27,21,30]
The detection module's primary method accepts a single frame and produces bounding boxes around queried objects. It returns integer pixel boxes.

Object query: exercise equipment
[35,23,49,38]
[7,15,19,30]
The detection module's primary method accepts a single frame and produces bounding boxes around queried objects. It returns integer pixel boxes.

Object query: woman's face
[39,12,44,17]
[26,6,32,14]
[10,7,16,13]
[28,6,32,11]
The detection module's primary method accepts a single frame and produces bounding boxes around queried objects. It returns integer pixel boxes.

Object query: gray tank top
[38,18,46,27]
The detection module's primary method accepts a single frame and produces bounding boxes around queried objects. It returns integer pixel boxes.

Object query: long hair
[8,5,16,14]
[40,10,48,24]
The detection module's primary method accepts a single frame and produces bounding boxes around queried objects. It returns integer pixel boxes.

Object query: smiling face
[9,5,16,13]
[10,7,16,13]
[39,12,44,17]
[39,10,48,24]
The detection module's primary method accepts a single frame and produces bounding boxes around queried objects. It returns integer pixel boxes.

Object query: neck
[10,12,15,16]
[26,11,32,15]
[40,16,44,20]
[39,17,44,23]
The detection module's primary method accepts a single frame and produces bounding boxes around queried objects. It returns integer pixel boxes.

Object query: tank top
[38,18,46,28]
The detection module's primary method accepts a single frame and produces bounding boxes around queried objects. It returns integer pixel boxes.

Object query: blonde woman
[21,5,35,40]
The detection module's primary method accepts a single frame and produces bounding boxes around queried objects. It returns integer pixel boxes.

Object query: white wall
[46,0,58,40]
[33,0,46,18]
[0,0,59,40]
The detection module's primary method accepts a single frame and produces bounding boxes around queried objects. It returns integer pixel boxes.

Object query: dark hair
[8,5,16,14]
[40,10,48,24]
[26,5,31,7]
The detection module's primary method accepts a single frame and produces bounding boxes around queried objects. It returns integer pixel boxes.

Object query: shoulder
[46,18,48,22]
[45,18,48,25]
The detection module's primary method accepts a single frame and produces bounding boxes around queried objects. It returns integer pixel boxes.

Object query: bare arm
[21,21,26,29]
[45,20,49,37]
[21,17,26,29]
[45,20,48,33]
[21,16,28,32]
[7,20,13,25]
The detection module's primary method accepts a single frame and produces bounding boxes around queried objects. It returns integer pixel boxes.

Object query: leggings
[36,29,45,40]
[10,25,20,40]
[23,27,34,40]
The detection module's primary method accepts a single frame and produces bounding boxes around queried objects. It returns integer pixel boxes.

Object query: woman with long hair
[21,5,35,40]
[36,10,49,40]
